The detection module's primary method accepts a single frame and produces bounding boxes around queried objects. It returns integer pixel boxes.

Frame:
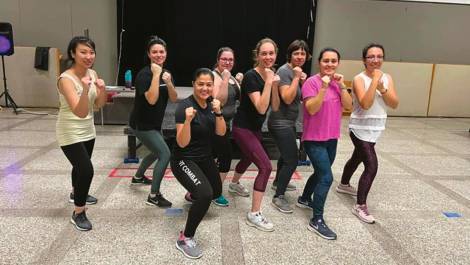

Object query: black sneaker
[296,196,313,209]
[307,217,337,240]
[131,176,152,185]
[146,194,172,208]
[69,193,98,205]
[70,211,92,231]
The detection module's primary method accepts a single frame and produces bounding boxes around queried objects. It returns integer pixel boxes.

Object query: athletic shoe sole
[245,219,275,232]
[70,218,91,231]
[307,224,336,240]
[271,201,293,214]
[296,202,313,209]
[335,186,357,196]
[212,200,229,207]
[351,208,375,224]
[228,187,250,197]
[271,185,296,191]
[145,201,171,208]
[68,199,97,205]
[175,242,202,259]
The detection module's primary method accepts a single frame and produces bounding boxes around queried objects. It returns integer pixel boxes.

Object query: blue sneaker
[296,196,313,209]
[307,217,337,240]
[212,195,229,207]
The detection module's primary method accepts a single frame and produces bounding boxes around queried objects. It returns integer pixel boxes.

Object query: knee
[83,162,94,178]
[160,148,171,163]
[196,186,213,202]
[365,158,378,175]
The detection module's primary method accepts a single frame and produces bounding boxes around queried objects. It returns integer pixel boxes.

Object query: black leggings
[61,139,95,207]
[171,158,222,237]
[340,132,378,205]
[269,125,298,196]
[213,126,232,173]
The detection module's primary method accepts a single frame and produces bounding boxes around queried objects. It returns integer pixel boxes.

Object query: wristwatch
[214,112,223,117]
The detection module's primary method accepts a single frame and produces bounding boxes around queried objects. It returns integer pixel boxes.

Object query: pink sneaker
[352,204,375,224]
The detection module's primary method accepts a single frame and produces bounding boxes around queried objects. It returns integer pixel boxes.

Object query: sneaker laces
[359,205,370,216]
[184,237,197,248]
[257,212,270,225]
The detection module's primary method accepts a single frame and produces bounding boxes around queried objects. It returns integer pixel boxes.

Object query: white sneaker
[352,204,375,224]
[228,182,250,197]
[246,212,274,232]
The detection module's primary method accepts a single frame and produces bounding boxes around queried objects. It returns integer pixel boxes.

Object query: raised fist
[151,63,162,76]
[321,75,330,88]
[332,73,344,84]
[265,68,275,81]
[162,71,172,84]
[272,74,280,85]
[185,107,197,122]
[235,72,244,83]
[293,66,303,78]
[81,76,92,91]
[211,98,222,114]
[222,69,231,81]
[95,78,106,91]
[372,69,383,80]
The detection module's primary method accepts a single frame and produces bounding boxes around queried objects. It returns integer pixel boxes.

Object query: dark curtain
[117,0,316,86]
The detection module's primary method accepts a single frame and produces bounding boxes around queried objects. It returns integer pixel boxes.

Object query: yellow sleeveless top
[56,69,97,146]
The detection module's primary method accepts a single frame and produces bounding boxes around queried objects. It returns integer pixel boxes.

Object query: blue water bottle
[124,69,132,89]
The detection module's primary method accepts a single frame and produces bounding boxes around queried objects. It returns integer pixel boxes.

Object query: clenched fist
[185,107,197,122]
[221,69,231,81]
[211,98,222,114]
[151,63,163,76]
[321,75,331,88]
[293,66,303,78]
[235,72,244,83]
[162,71,172,84]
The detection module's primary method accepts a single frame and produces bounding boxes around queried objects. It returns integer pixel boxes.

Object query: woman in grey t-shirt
[268,40,310,213]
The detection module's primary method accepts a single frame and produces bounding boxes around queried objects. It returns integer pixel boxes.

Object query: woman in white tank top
[56,36,107,231]
[337,44,399,224]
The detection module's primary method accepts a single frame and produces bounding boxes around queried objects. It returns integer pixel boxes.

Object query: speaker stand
[0,55,19,114]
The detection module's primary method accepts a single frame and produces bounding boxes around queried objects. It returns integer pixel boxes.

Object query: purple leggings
[232,126,272,192]
[341,131,378,205]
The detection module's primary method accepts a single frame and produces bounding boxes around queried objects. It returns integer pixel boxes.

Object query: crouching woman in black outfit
[171,68,226,259]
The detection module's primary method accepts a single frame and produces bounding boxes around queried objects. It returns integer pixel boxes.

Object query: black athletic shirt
[129,66,171,131]
[172,95,216,161]
[233,69,267,131]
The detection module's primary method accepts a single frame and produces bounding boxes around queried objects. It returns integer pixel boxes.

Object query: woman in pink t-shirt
[297,48,352,240]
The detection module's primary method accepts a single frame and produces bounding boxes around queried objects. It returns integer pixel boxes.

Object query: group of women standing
[56,35,398,259]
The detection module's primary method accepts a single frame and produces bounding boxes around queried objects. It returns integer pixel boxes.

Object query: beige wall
[337,60,470,117]
[429,64,470,117]
[0,0,117,84]
[312,0,470,71]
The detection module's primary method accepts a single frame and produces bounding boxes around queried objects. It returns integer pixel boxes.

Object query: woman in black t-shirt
[231,38,281,232]
[171,68,226,259]
[128,36,177,207]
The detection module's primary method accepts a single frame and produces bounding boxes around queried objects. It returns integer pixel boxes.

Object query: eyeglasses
[219,58,234,63]
[365,56,384,61]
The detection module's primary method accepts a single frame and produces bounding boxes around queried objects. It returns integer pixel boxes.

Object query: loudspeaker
[0,22,14,56]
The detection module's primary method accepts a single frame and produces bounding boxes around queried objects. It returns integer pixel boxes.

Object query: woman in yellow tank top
[56,36,107,231]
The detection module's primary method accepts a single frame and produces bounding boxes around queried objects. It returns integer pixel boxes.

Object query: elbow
[390,102,399,109]
[176,140,188,148]
[169,96,178,103]
[360,102,371,110]
[306,108,317,116]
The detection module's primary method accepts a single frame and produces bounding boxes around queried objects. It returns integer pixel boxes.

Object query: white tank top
[349,72,388,143]
[56,69,97,146]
